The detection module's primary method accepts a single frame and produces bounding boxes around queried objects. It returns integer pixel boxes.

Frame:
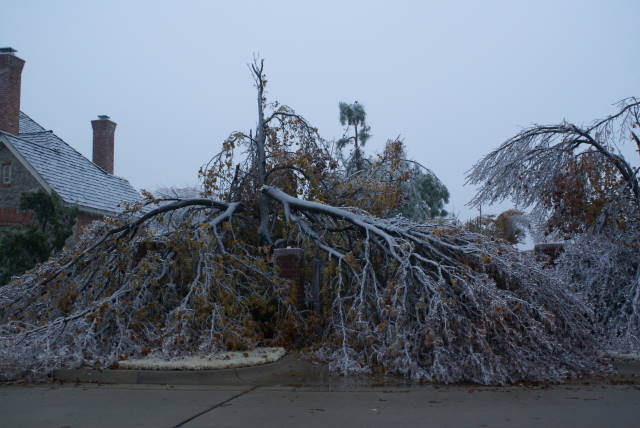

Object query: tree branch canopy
[0,59,616,386]
[468,96,640,354]
[467,98,640,222]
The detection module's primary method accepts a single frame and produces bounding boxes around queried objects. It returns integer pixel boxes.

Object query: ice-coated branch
[467,98,640,213]
[468,97,640,356]
[262,186,606,384]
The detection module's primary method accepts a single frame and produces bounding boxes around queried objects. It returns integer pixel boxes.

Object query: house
[0,47,140,233]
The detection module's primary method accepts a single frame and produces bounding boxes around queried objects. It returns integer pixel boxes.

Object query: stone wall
[0,141,42,226]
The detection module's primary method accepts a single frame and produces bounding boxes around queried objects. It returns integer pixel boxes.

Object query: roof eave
[75,204,119,217]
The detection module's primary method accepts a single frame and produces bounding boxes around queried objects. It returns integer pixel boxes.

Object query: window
[2,163,11,185]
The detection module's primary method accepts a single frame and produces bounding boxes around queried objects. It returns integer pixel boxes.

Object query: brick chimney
[0,47,25,135]
[91,115,116,174]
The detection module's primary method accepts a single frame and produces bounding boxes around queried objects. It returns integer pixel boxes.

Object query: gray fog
[2,0,639,218]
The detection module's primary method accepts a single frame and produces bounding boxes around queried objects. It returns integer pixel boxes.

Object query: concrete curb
[53,354,640,387]
[53,354,390,387]
[611,355,640,376]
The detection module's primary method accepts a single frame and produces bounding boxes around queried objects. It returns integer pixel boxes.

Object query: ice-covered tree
[468,97,640,351]
[0,59,608,384]
[395,160,449,221]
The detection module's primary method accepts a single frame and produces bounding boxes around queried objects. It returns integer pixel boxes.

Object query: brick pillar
[534,243,565,265]
[0,48,25,135]
[311,255,323,313]
[273,248,304,309]
[91,115,116,174]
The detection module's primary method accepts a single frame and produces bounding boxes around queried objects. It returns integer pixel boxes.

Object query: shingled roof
[0,112,140,214]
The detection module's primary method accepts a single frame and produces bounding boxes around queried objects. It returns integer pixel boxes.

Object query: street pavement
[1,382,639,428]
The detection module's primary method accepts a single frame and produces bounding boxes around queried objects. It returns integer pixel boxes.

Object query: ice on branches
[467,97,640,226]
[557,227,640,353]
[263,186,607,384]
[0,59,617,384]
[468,97,640,354]
[0,208,303,381]
[0,186,609,384]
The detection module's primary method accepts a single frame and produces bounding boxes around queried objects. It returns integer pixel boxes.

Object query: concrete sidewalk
[1,383,639,427]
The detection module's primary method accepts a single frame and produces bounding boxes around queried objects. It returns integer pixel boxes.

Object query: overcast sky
[3,0,639,219]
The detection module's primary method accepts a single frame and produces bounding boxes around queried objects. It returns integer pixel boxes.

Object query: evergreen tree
[399,165,450,220]
[0,190,77,284]
[337,101,371,171]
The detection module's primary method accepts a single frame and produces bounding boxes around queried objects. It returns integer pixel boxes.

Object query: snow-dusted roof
[18,112,47,134]
[0,112,140,214]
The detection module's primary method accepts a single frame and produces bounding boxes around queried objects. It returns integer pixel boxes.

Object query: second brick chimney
[91,115,116,174]
[0,47,25,135]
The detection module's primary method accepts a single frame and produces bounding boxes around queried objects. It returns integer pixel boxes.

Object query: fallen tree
[0,59,610,384]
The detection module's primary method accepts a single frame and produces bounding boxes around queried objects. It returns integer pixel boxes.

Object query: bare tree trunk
[353,124,361,171]
[252,59,272,244]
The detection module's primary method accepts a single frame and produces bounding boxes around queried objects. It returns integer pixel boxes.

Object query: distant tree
[464,209,528,245]
[335,102,449,221]
[337,101,371,171]
[0,190,77,284]
[399,163,450,220]
[369,142,450,221]
[494,209,528,244]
